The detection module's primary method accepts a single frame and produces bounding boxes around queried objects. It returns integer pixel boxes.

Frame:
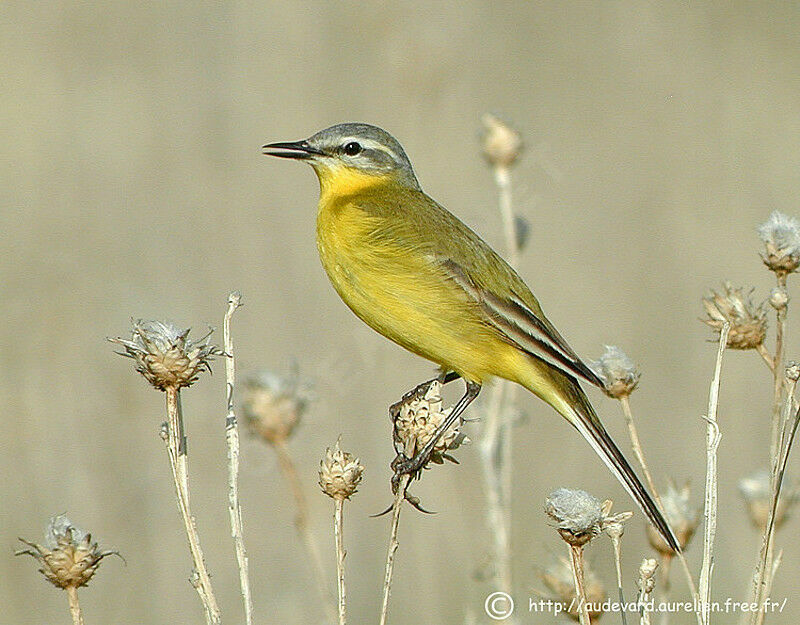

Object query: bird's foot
[389,453,435,514]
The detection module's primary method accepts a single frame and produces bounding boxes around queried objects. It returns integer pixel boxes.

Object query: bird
[263,122,679,551]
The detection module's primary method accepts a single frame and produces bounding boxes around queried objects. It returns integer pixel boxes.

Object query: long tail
[540,372,681,552]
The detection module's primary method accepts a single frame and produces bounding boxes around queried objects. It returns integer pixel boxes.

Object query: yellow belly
[315,195,525,383]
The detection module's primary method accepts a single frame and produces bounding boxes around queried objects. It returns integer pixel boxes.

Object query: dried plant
[536,555,606,623]
[320,439,365,625]
[636,558,658,625]
[110,319,221,625]
[758,211,800,278]
[739,468,798,531]
[702,283,767,351]
[17,515,117,625]
[243,366,334,623]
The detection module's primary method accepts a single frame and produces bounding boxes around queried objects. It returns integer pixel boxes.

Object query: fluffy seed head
[758,211,800,276]
[319,439,364,501]
[646,482,700,555]
[16,515,116,589]
[243,369,314,445]
[702,283,767,350]
[481,113,523,169]
[738,469,798,531]
[110,320,222,391]
[545,488,604,547]
[589,345,641,399]
[537,556,606,622]
[393,381,469,466]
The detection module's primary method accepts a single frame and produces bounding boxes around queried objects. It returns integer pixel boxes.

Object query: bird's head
[263,123,420,194]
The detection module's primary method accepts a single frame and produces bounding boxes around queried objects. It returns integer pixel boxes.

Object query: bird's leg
[393,380,481,477]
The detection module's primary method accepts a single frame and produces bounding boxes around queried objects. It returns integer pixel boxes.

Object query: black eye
[343,141,362,156]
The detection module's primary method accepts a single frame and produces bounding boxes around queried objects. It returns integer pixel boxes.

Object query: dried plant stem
[223,292,253,625]
[334,499,347,625]
[609,534,628,625]
[751,383,799,625]
[619,396,660,505]
[66,586,84,625]
[617,397,700,613]
[478,162,518,605]
[769,276,787,466]
[380,474,410,625]
[698,322,729,625]
[273,438,335,623]
[164,387,221,625]
[568,545,591,625]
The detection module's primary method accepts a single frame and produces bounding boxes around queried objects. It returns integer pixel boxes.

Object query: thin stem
[164,387,220,625]
[752,391,799,625]
[619,396,660,505]
[273,438,335,623]
[223,292,253,625]
[698,322,729,625]
[769,276,787,467]
[334,498,347,625]
[477,162,518,609]
[617,397,700,613]
[609,535,628,625]
[380,474,410,625]
[568,545,591,625]
[66,586,84,625]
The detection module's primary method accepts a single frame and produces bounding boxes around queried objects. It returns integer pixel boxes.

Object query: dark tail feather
[565,384,681,553]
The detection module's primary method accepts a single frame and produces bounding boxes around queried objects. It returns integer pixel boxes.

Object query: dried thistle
[319,438,364,501]
[769,287,789,311]
[739,469,798,532]
[545,488,604,547]
[702,283,767,350]
[16,514,117,589]
[758,211,800,277]
[109,319,222,391]
[589,345,641,399]
[537,556,606,622]
[393,381,469,465]
[646,481,700,555]
[243,368,314,445]
[481,113,523,169]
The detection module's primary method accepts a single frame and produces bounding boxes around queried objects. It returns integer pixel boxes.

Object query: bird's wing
[358,186,604,388]
[438,257,605,389]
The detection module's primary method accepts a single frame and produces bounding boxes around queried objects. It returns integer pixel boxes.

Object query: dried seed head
[769,287,789,311]
[786,361,800,382]
[545,488,604,547]
[702,283,767,350]
[16,515,116,589]
[481,113,523,169]
[599,499,634,541]
[110,320,221,391]
[243,369,314,445]
[319,439,364,501]
[589,345,641,399]
[758,211,800,277]
[637,558,659,595]
[738,469,798,531]
[393,381,469,465]
[537,556,606,622]
[646,481,700,555]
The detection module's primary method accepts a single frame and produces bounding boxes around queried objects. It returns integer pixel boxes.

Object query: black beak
[262,140,322,159]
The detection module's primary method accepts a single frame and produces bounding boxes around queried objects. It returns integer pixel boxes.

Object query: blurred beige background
[3,2,800,623]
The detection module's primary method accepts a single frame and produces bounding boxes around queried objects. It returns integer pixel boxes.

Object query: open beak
[262,140,322,160]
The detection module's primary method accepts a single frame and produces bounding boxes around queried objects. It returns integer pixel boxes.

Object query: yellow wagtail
[263,123,679,551]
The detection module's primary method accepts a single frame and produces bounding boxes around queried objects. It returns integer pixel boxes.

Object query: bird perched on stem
[263,122,679,552]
